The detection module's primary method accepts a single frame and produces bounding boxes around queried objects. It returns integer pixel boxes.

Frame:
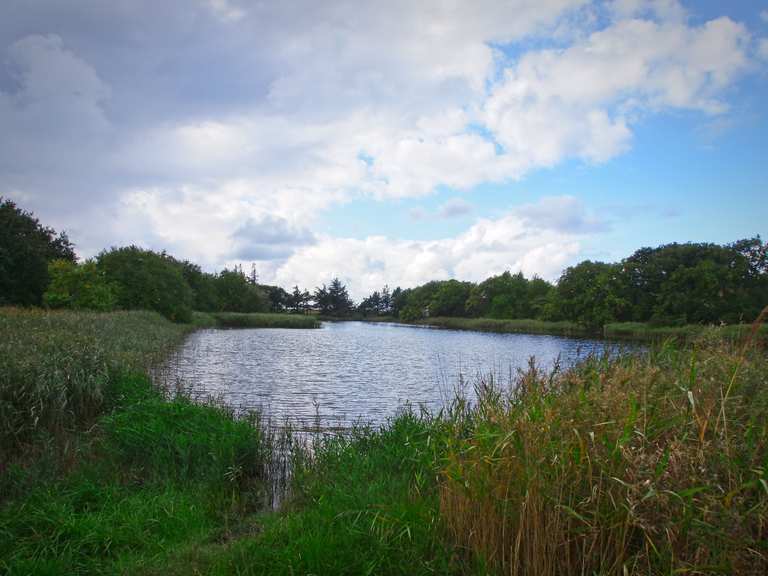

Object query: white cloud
[269,196,594,299]
[0,1,763,291]
[483,13,751,173]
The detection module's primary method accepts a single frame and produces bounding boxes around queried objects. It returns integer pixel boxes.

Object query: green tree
[215,268,267,313]
[429,280,473,317]
[97,246,194,322]
[555,261,626,330]
[0,198,76,306]
[315,278,353,316]
[43,260,117,311]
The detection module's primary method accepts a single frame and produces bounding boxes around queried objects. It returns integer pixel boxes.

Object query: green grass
[0,371,275,575]
[604,320,768,342]
[2,307,766,575]
[0,308,192,458]
[209,312,320,329]
[405,315,768,343]
[412,316,588,336]
[154,412,463,576]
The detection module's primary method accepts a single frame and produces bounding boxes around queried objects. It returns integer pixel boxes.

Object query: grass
[2,306,766,575]
[439,337,768,574]
[155,412,462,575]
[405,315,768,343]
[412,316,588,336]
[201,312,321,329]
[0,308,192,459]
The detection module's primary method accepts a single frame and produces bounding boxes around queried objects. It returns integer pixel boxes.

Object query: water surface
[159,321,635,428]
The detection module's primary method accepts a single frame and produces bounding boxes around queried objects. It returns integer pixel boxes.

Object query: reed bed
[439,335,768,574]
[209,312,321,329]
[0,308,191,458]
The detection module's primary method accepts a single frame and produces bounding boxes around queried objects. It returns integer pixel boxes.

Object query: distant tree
[555,261,626,331]
[43,259,117,311]
[174,259,219,312]
[429,280,473,317]
[288,285,311,313]
[380,285,392,315]
[617,240,767,324]
[215,268,267,313]
[262,285,290,312]
[0,198,76,306]
[315,278,353,316]
[97,246,194,322]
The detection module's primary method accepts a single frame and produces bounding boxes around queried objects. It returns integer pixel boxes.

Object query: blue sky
[0,0,766,298]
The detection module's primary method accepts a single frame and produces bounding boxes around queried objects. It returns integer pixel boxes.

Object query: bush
[43,259,117,311]
[97,246,193,322]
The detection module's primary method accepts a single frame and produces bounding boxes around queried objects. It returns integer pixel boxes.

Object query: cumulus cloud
[0,0,763,290]
[232,216,315,261]
[270,196,598,299]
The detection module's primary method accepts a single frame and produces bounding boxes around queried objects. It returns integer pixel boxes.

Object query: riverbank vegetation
[2,307,766,574]
[407,316,768,343]
[358,237,768,333]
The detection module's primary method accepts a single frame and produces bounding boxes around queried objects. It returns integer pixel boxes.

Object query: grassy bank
[0,309,279,574]
[2,308,766,574]
[403,315,768,342]
[193,311,320,329]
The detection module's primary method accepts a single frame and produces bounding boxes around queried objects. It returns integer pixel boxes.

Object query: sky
[1,0,766,300]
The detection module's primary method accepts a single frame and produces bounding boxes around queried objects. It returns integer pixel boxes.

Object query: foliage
[553,260,628,330]
[314,277,354,316]
[97,246,194,322]
[358,284,393,317]
[0,198,76,306]
[215,267,268,313]
[287,285,312,313]
[43,259,117,311]
[617,238,767,324]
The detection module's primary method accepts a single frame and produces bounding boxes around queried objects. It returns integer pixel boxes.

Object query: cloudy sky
[1,0,766,299]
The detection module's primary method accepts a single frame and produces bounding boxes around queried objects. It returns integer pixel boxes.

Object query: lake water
[158,321,636,429]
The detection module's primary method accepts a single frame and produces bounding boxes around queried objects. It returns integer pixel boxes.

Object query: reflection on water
[157,321,637,428]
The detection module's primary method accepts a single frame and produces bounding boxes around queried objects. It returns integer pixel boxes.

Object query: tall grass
[0,308,190,458]
[439,337,768,574]
[413,316,587,336]
[412,315,768,343]
[209,312,321,329]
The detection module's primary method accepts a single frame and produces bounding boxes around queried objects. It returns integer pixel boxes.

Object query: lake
[158,321,636,429]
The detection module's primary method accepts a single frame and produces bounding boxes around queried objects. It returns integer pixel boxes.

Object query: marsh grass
[439,335,768,574]
[209,312,320,329]
[413,315,768,344]
[0,308,191,459]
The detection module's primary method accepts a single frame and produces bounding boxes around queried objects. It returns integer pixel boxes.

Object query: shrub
[97,246,193,322]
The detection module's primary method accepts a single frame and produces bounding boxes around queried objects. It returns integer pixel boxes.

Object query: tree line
[2,197,765,328]
[361,237,767,329]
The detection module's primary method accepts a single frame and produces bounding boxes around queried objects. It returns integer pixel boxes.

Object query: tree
[554,261,626,331]
[215,268,267,313]
[429,280,473,317]
[262,285,290,312]
[315,278,353,316]
[43,260,117,311]
[288,285,311,313]
[97,246,194,322]
[0,198,76,306]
